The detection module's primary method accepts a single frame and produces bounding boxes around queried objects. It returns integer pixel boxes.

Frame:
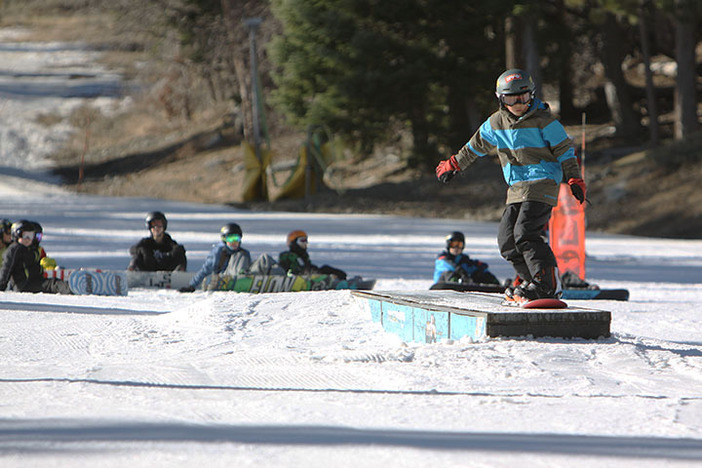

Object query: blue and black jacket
[455,98,581,206]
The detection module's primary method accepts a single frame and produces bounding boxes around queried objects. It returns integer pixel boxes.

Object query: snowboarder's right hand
[436,155,460,184]
[178,285,196,293]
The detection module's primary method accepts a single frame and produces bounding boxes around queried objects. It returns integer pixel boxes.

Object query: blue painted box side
[381,302,415,342]
[413,308,450,344]
[367,300,383,323]
[449,313,487,341]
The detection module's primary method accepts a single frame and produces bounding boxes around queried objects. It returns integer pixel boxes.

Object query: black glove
[178,285,195,293]
[568,178,586,204]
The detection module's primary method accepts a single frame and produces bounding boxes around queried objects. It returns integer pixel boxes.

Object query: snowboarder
[435,69,586,303]
[0,220,71,294]
[179,223,251,292]
[278,230,347,279]
[128,211,187,272]
[434,231,500,285]
[31,221,58,271]
[0,219,12,266]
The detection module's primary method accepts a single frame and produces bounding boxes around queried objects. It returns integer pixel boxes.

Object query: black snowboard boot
[504,275,524,301]
[513,267,561,302]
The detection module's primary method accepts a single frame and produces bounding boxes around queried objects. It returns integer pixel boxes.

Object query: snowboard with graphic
[203,273,376,293]
[67,270,128,296]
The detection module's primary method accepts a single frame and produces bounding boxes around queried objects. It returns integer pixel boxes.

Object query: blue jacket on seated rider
[434,231,499,285]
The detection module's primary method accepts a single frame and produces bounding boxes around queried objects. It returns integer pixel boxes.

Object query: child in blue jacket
[433,231,499,285]
[436,69,586,303]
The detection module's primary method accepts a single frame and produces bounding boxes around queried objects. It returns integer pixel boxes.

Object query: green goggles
[224,234,242,243]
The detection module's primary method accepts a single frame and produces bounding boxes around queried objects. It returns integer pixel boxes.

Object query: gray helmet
[220,223,242,239]
[495,69,535,96]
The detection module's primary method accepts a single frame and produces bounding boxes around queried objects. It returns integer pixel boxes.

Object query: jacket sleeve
[455,119,497,170]
[433,256,456,283]
[0,246,16,291]
[189,244,220,287]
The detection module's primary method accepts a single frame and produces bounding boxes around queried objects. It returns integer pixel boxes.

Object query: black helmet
[32,221,43,244]
[11,219,35,241]
[495,69,535,96]
[220,223,242,240]
[445,231,465,249]
[145,211,167,230]
[1,218,11,234]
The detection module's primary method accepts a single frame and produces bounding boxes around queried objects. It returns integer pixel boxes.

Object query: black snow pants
[497,201,557,283]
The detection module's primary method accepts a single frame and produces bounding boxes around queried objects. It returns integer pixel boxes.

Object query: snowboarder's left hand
[568,178,587,204]
[436,155,461,184]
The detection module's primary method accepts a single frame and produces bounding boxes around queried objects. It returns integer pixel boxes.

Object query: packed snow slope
[0,182,701,468]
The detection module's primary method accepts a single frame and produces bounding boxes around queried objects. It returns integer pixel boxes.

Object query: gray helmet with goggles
[495,69,535,105]
[221,223,242,242]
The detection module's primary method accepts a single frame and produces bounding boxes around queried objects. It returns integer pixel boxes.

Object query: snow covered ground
[1,27,702,468]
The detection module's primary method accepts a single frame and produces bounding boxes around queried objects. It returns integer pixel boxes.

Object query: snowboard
[126,270,194,289]
[430,281,629,301]
[429,281,505,293]
[560,288,629,301]
[68,269,129,296]
[503,297,568,309]
[202,273,376,293]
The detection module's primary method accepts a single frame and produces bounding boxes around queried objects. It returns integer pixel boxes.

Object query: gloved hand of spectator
[436,155,461,184]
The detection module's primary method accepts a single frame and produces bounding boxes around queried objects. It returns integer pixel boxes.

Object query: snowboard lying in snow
[202,273,376,293]
[430,281,630,301]
[66,269,128,296]
[126,270,194,289]
[45,269,375,294]
[45,269,193,291]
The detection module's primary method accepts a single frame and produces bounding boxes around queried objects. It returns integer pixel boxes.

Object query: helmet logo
[505,73,522,83]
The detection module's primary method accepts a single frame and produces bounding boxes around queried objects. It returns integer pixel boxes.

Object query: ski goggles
[449,241,464,249]
[21,232,35,241]
[296,238,308,245]
[499,91,532,106]
[224,234,242,243]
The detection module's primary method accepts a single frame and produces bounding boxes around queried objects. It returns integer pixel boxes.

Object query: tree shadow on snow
[0,419,700,460]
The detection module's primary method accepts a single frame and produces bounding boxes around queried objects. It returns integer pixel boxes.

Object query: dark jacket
[278,244,347,279]
[128,233,187,271]
[278,244,314,276]
[0,242,48,292]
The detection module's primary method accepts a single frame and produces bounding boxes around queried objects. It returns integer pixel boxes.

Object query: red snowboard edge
[521,298,568,309]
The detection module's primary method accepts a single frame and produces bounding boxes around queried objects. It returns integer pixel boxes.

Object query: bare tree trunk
[555,0,576,120]
[504,15,540,97]
[522,17,541,98]
[221,0,254,142]
[673,0,698,139]
[600,13,643,138]
[639,1,659,147]
[505,17,521,69]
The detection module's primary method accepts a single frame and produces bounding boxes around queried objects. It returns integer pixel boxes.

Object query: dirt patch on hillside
[54,112,702,239]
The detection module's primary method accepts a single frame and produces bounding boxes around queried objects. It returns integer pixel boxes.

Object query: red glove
[568,178,586,204]
[436,155,461,183]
